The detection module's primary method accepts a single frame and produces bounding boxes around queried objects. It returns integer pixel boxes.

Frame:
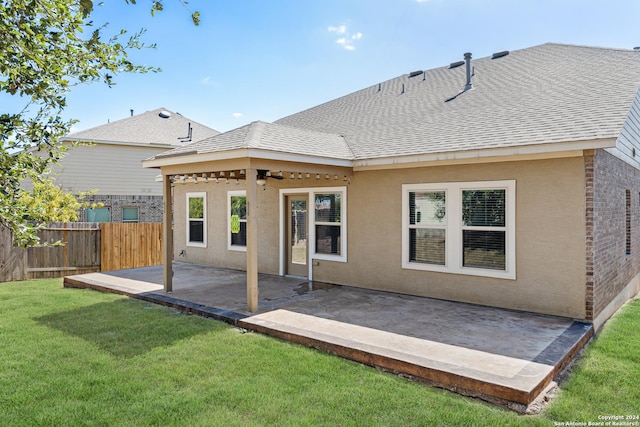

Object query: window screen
[122,207,139,223]
[230,195,247,246]
[87,207,110,223]
[315,193,341,255]
[409,191,446,265]
[187,194,205,245]
[461,189,506,270]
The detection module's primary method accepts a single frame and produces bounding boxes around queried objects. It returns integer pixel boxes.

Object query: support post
[162,173,173,292]
[246,167,259,311]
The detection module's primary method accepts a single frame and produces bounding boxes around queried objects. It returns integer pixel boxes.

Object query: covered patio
[64,262,593,413]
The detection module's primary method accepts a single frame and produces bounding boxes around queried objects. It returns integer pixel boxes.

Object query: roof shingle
[65,107,219,147]
[275,43,640,160]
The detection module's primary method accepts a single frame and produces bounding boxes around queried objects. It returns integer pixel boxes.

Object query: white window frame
[402,180,516,280]
[279,186,348,277]
[228,190,247,252]
[312,190,346,261]
[186,192,207,248]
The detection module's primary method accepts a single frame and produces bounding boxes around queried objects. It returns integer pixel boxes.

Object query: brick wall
[78,194,164,223]
[588,149,640,320]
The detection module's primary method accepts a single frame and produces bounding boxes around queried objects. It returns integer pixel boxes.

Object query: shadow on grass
[36,299,218,358]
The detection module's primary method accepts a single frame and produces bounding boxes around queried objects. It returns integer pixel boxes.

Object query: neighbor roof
[276,43,640,160]
[65,107,219,147]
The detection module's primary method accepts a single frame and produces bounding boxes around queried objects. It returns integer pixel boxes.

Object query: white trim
[63,137,176,149]
[143,148,353,169]
[143,138,615,170]
[355,139,615,170]
[402,180,516,280]
[186,192,207,248]
[227,190,247,252]
[279,186,348,278]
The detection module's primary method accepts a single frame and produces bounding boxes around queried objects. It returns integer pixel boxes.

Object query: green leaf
[192,11,201,26]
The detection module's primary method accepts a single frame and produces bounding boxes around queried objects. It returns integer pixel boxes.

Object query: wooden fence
[100,222,163,272]
[27,222,101,279]
[0,222,162,282]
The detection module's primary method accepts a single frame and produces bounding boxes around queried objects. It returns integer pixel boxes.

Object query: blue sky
[37,1,640,133]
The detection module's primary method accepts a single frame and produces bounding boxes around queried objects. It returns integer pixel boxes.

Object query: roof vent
[409,70,424,78]
[492,50,510,59]
[449,60,465,69]
[159,110,172,119]
[463,52,473,91]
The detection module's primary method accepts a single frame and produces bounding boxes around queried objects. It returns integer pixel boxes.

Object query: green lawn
[0,279,638,426]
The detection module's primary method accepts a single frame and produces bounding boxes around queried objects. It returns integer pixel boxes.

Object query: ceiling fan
[256,170,284,185]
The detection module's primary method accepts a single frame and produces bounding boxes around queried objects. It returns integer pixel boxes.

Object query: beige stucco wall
[172,172,336,273]
[170,156,587,319]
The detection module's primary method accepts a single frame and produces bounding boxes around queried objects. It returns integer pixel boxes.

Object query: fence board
[27,222,101,279]
[101,223,162,272]
[0,225,28,282]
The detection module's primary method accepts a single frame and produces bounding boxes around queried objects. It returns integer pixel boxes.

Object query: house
[50,108,219,222]
[143,43,640,329]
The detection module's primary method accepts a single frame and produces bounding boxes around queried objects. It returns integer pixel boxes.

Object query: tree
[0,0,197,247]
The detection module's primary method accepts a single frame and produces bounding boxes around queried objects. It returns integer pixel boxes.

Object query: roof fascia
[142,138,616,171]
[62,137,176,149]
[143,148,353,169]
[353,138,617,171]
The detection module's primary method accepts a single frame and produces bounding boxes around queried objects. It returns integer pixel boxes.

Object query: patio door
[286,195,308,277]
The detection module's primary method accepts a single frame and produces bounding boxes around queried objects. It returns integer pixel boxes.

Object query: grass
[0,279,639,426]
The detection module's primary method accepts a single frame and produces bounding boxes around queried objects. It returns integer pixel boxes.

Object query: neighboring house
[53,108,219,222]
[144,43,640,329]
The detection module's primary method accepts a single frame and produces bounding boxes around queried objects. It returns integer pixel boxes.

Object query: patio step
[239,309,585,408]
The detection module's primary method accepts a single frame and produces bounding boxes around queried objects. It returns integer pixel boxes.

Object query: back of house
[144,43,640,327]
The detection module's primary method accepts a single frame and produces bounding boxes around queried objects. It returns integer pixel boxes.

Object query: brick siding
[588,149,640,320]
[78,194,164,223]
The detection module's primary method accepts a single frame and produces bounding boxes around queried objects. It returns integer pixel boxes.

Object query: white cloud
[328,24,362,51]
[232,112,243,118]
[328,25,347,34]
[200,76,218,86]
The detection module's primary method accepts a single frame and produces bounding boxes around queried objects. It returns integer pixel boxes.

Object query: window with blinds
[402,181,515,279]
[462,189,506,270]
[409,191,446,265]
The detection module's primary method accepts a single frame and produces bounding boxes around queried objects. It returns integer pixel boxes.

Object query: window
[409,191,446,265]
[187,192,206,247]
[122,207,139,223]
[403,180,515,279]
[87,207,110,222]
[279,186,347,265]
[228,191,246,250]
[315,193,342,256]
[626,190,631,256]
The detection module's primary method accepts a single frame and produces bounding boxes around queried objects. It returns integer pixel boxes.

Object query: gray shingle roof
[162,120,354,160]
[65,108,219,147]
[275,43,640,160]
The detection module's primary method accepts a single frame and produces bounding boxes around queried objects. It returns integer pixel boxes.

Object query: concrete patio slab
[63,262,593,411]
